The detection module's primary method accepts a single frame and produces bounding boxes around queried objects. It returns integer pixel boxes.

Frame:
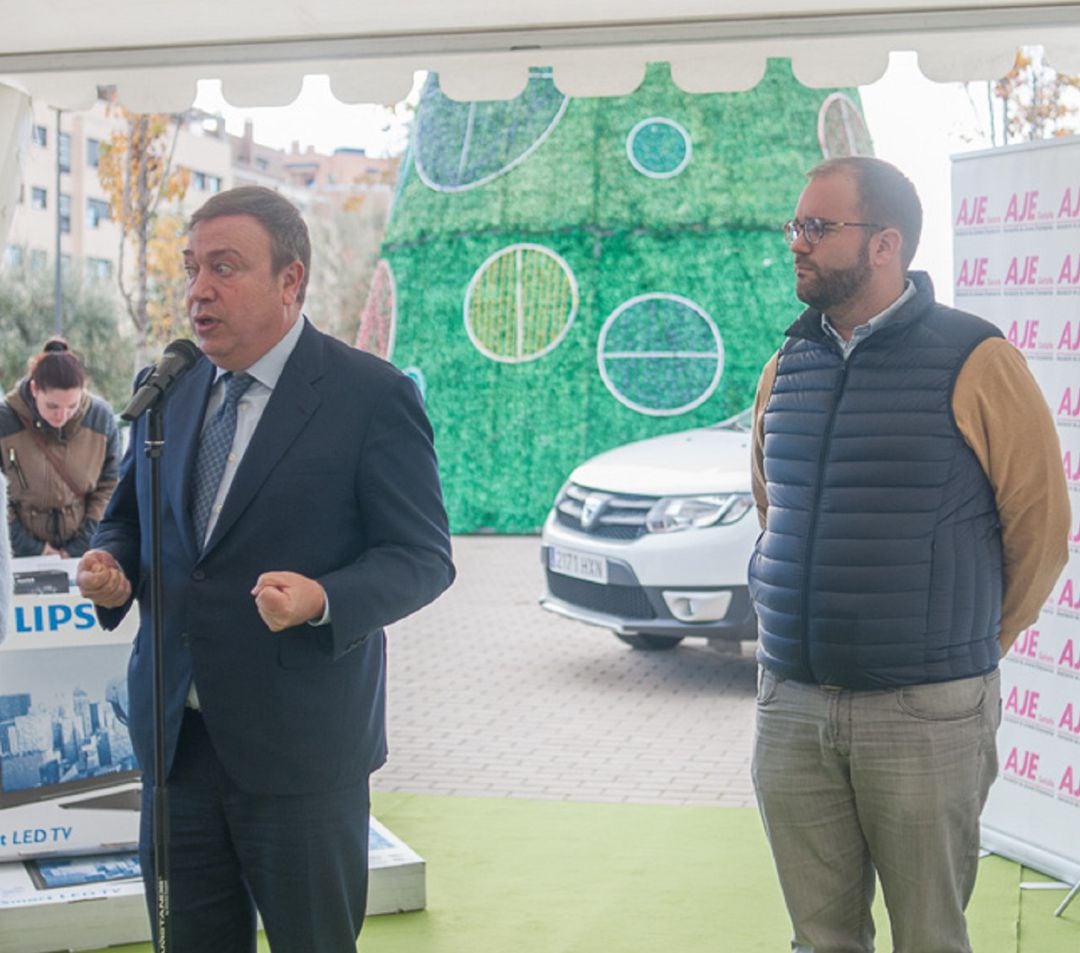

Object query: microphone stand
[146,404,171,953]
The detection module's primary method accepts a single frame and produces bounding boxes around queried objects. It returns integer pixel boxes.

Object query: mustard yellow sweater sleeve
[751,354,779,530]
[953,337,1071,652]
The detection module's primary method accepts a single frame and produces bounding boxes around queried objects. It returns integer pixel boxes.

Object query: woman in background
[0,338,121,558]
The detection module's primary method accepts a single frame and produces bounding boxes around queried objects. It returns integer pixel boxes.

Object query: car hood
[570,426,751,497]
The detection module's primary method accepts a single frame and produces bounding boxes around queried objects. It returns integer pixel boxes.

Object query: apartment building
[6,99,400,287]
[230,118,400,213]
[4,93,233,286]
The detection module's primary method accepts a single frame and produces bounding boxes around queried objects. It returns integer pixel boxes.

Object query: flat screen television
[0,644,140,810]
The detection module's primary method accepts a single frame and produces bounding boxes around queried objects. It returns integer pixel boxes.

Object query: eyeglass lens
[785,218,826,244]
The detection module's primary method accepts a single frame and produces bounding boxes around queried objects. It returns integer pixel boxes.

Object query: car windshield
[709,407,753,432]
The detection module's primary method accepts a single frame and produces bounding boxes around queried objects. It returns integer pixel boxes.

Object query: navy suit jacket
[94,320,454,795]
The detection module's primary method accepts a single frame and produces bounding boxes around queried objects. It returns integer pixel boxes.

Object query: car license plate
[548,546,608,584]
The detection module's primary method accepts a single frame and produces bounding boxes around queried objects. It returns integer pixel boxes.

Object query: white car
[540,410,760,650]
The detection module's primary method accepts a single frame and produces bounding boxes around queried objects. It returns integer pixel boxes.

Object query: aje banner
[953,137,1080,886]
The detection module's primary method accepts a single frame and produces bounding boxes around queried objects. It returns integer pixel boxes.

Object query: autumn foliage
[994,47,1080,143]
[96,98,190,370]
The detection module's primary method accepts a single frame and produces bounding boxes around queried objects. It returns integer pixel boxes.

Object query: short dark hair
[188,186,311,304]
[29,338,85,391]
[808,157,923,270]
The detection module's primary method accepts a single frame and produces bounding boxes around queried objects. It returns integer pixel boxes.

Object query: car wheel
[615,633,684,651]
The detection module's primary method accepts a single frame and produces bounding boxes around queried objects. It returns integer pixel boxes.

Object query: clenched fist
[251,571,327,632]
[77,550,133,609]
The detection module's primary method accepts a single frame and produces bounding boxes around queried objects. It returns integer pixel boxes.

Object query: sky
[193,73,422,158]
[860,52,995,304]
[193,52,996,305]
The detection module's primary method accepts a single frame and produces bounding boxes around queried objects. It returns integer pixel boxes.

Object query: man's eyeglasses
[783,218,885,246]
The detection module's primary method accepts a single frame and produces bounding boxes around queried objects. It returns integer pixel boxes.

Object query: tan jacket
[0,381,121,557]
[752,337,1070,653]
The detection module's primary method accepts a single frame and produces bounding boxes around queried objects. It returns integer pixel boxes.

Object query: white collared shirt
[197,315,305,545]
[821,279,916,360]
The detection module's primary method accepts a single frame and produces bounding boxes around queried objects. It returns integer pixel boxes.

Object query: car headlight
[645,493,753,533]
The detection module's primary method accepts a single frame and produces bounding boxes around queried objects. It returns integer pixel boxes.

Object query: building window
[60,254,71,276]
[86,258,112,281]
[58,133,71,173]
[87,198,111,228]
[3,246,23,268]
[32,125,47,147]
[189,172,223,193]
[31,187,47,211]
[29,250,47,272]
[59,193,71,234]
[255,157,269,171]
[87,138,100,168]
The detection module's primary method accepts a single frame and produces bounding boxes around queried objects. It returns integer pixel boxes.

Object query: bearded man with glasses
[748,156,1069,953]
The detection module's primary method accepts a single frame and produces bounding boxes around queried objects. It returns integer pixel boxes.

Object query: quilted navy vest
[749,273,1004,689]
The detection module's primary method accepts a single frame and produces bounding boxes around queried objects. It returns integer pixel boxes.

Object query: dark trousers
[139,708,370,953]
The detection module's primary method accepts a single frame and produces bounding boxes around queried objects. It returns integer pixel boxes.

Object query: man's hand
[252,571,327,632]
[77,549,133,609]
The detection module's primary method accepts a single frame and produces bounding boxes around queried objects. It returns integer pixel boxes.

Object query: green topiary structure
[358,59,873,532]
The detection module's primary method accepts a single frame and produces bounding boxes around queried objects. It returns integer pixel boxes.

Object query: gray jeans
[751,668,1001,953]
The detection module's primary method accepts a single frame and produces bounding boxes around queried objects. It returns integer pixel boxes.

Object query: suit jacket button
[192,570,206,581]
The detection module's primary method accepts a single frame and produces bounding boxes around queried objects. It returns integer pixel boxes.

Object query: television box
[367,815,427,915]
[1,558,142,863]
[0,851,146,953]
[0,817,425,953]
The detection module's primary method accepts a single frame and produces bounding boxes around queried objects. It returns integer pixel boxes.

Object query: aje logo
[1006,318,1042,353]
[1055,386,1080,426]
[1055,577,1080,617]
[1056,320,1080,360]
[1003,190,1044,228]
[1058,637,1080,677]
[1004,745,1055,795]
[1009,627,1056,670]
[1070,514,1080,553]
[1003,684,1043,726]
[1058,700,1080,742]
[1004,745,1039,780]
[1059,763,1080,803]
[1004,255,1039,286]
[955,194,993,230]
[1057,252,1080,293]
[955,256,993,294]
[1058,184,1080,224]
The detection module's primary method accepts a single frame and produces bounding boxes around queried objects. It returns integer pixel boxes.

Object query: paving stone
[374,535,758,808]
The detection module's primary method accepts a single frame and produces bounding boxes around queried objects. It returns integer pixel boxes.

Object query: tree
[990,46,1080,144]
[306,192,393,344]
[0,257,135,410]
[145,211,189,349]
[96,98,191,372]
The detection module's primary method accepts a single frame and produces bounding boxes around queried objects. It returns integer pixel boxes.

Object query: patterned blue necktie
[191,371,253,547]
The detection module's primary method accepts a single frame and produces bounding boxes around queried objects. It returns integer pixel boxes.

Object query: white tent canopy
[1,0,1080,110]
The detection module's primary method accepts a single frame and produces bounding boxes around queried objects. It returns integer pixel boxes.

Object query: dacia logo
[581,492,611,531]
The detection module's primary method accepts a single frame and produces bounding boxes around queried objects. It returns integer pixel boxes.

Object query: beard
[795,240,872,313]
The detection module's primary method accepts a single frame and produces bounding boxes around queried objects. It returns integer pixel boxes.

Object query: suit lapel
[200,322,324,557]
[163,358,215,562]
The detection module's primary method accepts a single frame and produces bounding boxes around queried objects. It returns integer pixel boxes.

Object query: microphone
[121,339,202,421]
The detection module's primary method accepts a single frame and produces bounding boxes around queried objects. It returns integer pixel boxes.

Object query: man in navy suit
[76,186,454,952]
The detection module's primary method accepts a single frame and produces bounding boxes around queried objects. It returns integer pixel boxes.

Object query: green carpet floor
[96,793,1080,952]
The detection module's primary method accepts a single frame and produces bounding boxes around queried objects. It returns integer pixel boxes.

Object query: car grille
[553,483,656,540]
[546,570,657,619]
